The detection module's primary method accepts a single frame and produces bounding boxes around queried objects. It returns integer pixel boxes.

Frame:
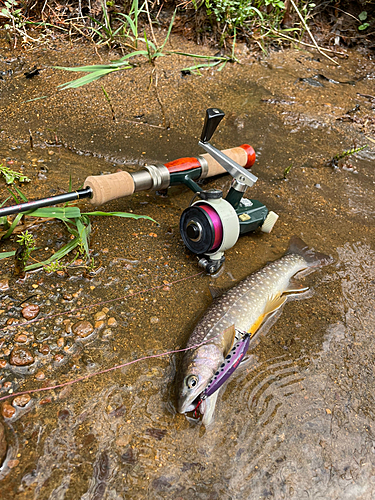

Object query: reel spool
[180,194,240,273]
[178,107,278,274]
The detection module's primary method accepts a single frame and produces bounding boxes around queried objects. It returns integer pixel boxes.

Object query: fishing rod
[1,108,278,273]
[0,143,254,217]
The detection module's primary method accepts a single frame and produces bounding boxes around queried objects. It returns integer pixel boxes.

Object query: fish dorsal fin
[221,324,237,357]
[248,294,287,335]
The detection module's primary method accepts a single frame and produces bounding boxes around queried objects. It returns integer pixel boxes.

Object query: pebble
[94,311,106,322]
[9,346,35,366]
[63,320,72,333]
[14,333,28,344]
[56,337,65,348]
[35,370,45,380]
[21,304,40,320]
[12,394,31,407]
[2,403,16,418]
[39,397,52,405]
[150,316,159,324]
[107,317,117,327]
[0,360,6,368]
[72,320,94,338]
[38,344,50,355]
[0,421,7,466]
[94,320,105,330]
[54,353,64,363]
[0,279,9,291]
[7,459,19,469]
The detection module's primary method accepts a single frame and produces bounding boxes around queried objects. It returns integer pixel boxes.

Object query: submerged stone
[72,320,94,338]
[21,304,40,320]
[12,394,31,407]
[10,346,34,366]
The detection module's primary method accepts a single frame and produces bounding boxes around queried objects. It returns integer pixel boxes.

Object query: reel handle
[85,145,255,205]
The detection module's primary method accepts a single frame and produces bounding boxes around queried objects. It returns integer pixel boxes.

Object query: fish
[177,237,331,426]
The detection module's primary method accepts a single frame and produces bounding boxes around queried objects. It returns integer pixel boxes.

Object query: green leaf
[25,237,80,271]
[82,211,156,222]
[26,206,82,220]
[58,68,128,90]
[358,23,369,31]
[359,11,367,21]
[75,216,91,257]
[2,212,23,239]
[0,250,16,259]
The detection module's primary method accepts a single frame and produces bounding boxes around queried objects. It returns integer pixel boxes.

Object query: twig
[289,0,338,65]
[144,0,158,47]
[271,29,347,57]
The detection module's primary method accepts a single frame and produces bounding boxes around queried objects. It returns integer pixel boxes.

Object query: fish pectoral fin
[264,293,287,315]
[248,294,287,336]
[221,324,237,357]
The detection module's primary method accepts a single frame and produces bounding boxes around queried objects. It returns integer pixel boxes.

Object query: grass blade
[26,206,82,220]
[0,250,16,259]
[25,237,80,271]
[2,212,24,239]
[82,211,156,222]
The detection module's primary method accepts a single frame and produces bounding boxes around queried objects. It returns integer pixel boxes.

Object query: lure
[194,331,250,416]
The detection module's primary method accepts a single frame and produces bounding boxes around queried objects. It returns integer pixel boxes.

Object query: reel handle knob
[200,108,225,143]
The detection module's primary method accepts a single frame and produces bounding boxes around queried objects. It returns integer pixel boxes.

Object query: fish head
[178,343,224,415]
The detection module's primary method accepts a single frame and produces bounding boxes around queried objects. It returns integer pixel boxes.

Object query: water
[1,34,375,498]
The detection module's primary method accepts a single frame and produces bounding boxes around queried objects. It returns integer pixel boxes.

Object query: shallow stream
[1,33,375,499]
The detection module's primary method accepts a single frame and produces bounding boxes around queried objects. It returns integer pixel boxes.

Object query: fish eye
[186,375,198,389]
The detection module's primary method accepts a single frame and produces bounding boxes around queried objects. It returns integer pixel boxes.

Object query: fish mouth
[178,394,203,415]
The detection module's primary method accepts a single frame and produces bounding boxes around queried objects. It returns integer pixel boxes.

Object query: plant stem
[289,0,338,65]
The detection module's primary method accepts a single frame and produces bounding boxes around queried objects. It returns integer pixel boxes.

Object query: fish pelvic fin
[248,294,287,336]
[287,236,332,268]
[221,324,237,357]
[284,279,310,294]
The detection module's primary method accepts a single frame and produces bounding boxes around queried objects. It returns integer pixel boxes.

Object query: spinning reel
[179,108,278,273]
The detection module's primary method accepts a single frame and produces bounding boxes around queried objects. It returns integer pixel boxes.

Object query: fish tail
[287,236,332,267]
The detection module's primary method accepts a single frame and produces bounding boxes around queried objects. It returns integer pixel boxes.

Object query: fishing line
[0,335,218,403]
[0,270,204,331]
[0,270,206,403]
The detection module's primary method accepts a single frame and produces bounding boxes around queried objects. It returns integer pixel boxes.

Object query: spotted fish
[177,237,331,426]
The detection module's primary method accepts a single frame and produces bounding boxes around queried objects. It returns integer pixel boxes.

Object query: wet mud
[1,32,375,499]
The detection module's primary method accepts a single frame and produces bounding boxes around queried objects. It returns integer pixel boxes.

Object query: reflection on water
[2,241,373,499]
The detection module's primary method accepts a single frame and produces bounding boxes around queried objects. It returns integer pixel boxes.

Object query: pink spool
[197,203,223,251]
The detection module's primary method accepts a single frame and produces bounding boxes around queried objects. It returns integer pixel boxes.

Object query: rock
[0,279,9,291]
[21,304,40,320]
[72,320,94,338]
[12,394,31,407]
[107,317,117,327]
[9,346,34,366]
[7,459,19,468]
[56,337,65,348]
[54,353,64,363]
[0,360,6,368]
[94,311,106,322]
[14,333,28,343]
[38,344,49,355]
[35,370,45,380]
[0,421,7,466]
[2,403,16,418]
